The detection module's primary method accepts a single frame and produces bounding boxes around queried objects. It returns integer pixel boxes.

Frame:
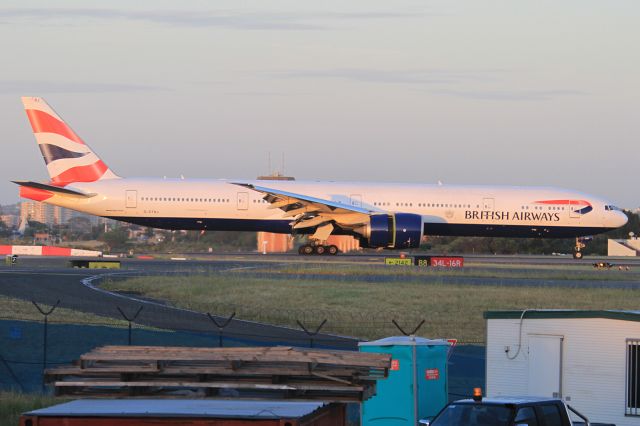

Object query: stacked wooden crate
[46,345,390,402]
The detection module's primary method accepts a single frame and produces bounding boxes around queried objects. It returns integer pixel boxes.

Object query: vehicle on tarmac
[14,97,628,256]
[420,394,615,426]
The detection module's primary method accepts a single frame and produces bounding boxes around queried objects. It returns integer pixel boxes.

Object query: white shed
[485,310,640,426]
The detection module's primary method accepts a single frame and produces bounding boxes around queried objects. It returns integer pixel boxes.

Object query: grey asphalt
[0,258,359,350]
[116,252,640,267]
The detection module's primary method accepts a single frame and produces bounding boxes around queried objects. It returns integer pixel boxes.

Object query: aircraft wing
[232,182,378,230]
[12,181,96,198]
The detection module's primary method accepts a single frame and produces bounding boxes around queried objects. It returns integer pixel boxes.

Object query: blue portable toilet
[359,336,449,426]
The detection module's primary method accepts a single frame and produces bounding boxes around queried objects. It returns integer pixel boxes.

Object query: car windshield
[431,404,512,426]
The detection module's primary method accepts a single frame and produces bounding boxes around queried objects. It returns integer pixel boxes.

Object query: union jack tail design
[21,97,119,185]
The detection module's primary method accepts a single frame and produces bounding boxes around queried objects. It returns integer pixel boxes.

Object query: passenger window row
[141,197,230,203]
[372,202,473,208]
[524,206,566,211]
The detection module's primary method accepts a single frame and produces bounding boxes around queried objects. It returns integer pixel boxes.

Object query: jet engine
[357,213,423,249]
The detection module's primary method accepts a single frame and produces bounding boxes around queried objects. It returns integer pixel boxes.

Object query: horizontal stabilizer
[12,181,95,198]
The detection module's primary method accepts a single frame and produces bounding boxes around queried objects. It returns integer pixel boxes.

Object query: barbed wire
[0,317,485,346]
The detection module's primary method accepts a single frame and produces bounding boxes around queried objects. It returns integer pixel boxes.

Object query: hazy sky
[1,1,638,207]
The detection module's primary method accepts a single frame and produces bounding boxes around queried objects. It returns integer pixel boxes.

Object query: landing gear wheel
[314,245,326,255]
[327,245,338,255]
[300,245,314,255]
[573,237,587,260]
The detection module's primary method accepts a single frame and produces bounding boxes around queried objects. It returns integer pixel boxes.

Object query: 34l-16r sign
[414,256,464,268]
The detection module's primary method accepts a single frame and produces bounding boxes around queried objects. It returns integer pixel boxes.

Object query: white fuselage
[40,178,627,239]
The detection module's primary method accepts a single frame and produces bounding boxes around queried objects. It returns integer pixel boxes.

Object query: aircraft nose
[613,210,628,228]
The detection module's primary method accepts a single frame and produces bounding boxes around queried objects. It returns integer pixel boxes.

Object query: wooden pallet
[47,346,390,402]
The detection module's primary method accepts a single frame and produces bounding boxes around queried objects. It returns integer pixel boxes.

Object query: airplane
[14,97,628,258]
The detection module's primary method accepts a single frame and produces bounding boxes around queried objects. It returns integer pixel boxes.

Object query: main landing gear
[297,223,339,255]
[298,243,339,256]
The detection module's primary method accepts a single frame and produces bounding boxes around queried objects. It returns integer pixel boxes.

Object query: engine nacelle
[359,213,423,249]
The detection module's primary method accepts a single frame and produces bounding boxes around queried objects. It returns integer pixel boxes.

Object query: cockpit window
[605,205,622,211]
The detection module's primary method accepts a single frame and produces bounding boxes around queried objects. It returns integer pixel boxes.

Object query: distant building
[20,201,56,227]
[0,203,19,216]
[57,206,100,226]
[255,172,296,253]
[56,206,77,225]
[609,239,640,256]
[20,201,100,228]
[256,233,360,253]
[326,235,360,253]
[33,232,51,243]
[0,214,19,228]
[257,172,295,181]
[257,232,294,253]
[96,216,118,231]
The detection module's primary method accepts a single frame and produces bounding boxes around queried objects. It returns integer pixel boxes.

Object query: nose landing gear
[573,236,592,259]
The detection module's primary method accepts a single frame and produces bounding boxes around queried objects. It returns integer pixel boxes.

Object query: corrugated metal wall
[487,317,640,426]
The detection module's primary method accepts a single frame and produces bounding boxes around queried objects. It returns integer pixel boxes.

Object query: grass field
[0,295,129,326]
[251,261,640,280]
[0,392,65,426]
[101,263,640,342]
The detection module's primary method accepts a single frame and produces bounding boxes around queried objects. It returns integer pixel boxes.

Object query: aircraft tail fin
[21,97,120,185]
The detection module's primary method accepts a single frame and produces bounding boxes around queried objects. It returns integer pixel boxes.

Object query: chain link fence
[0,311,485,399]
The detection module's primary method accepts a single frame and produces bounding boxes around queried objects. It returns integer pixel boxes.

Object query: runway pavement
[122,252,640,267]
